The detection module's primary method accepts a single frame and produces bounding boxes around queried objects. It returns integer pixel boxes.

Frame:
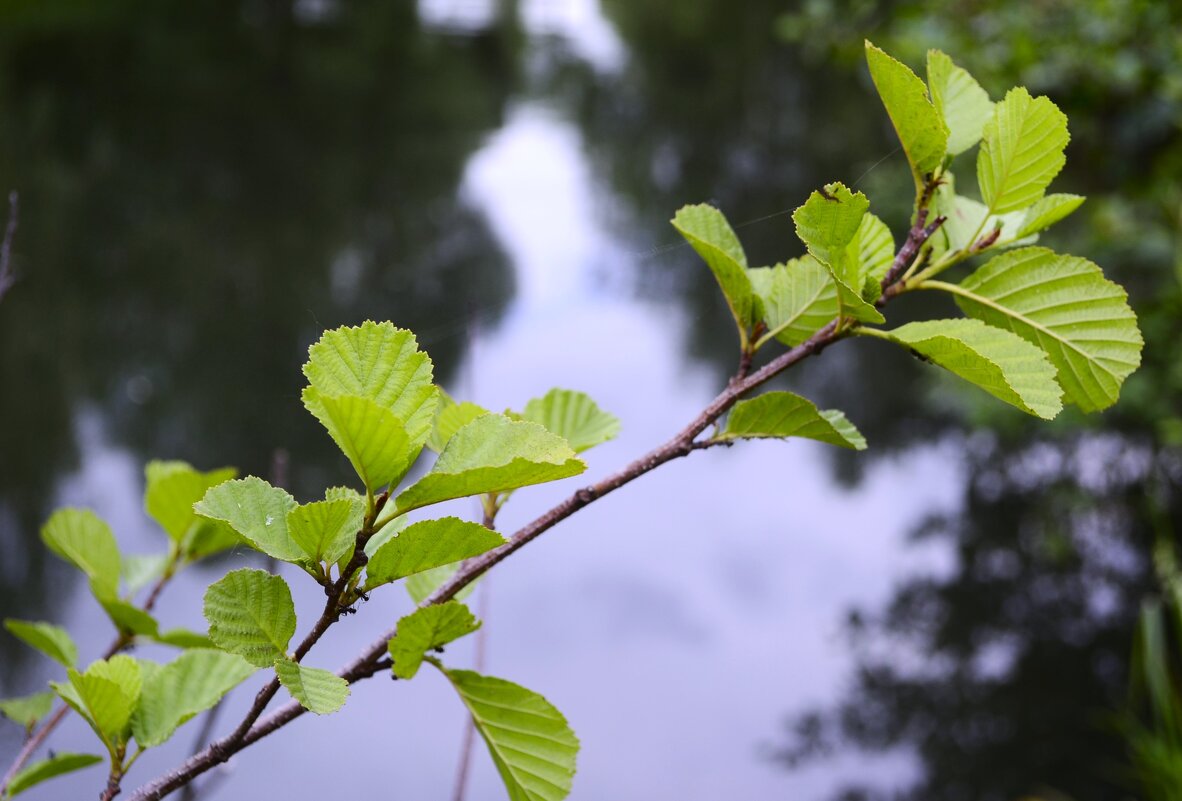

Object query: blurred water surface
[0,2,1177,800]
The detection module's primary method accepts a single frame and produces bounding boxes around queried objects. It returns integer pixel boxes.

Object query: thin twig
[0,191,20,303]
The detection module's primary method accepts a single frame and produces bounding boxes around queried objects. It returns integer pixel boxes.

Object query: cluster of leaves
[0,42,1145,801]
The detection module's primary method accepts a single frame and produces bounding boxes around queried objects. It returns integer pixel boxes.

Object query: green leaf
[714,392,866,450]
[303,321,438,443]
[121,554,168,596]
[926,49,992,156]
[99,598,160,637]
[748,257,838,346]
[303,391,415,491]
[40,509,121,599]
[181,519,243,560]
[52,659,140,744]
[943,247,1143,411]
[388,602,481,680]
[150,628,215,649]
[395,416,585,514]
[442,668,579,801]
[194,477,302,563]
[849,212,896,296]
[792,184,885,324]
[670,204,762,337]
[363,513,410,559]
[287,496,365,567]
[865,41,949,181]
[521,389,620,454]
[405,563,476,605]
[4,620,77,668]
[274,659,349,715]
[977,87,1070,214]
[874,318,1063,419]
[132,649,256,748]
[6,753,103,798]
[203,569,296,667]
[428,395,490,453]
[143,460,236,543]
[1015,194,1086,239]
[0,692,55,728]
[934,188,1029,252]
[366,517,504,589]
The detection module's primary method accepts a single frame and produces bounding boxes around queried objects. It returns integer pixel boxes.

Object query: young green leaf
[442,668,579,801]
[937,247,1143,411]
[132,649,256,748]
[926,49,992,156]
[428,397,490,453]
[5,752,103,798]
[363,513,411,559]
[121,554,169,596]
[181,519,243,560]
[365,517,504,589]
[52,662,139,745]
[194,477,302,563]
[405,562,477,605]
[395,416,585,514]
[714,392,866,450]
[1015,194,1086,239]
[865,41,949,183]
[143,460,236,543]
[150,628,215,649]
[934,188,1029,252]
[521,389,620,454]
[978,87,1070,214]
[0,692,55,729]
[302,391,416,491]
[748,257,838,346]
[670,204,762,338]
[88,655,143,709]
[274,659,349,715]
[203,569,296,667]
[849,212,896,297]
[303,321,438,443]
[792,184,885,324]
[388,602,481,679]
[4,620,78,668]
[870,318,1063,419]
[40,508,122,600]
[286,496,365,567]
[98,598,160,638]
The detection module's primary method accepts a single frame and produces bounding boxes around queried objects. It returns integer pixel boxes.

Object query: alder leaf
[0,692,55,729]
[443,668,579,801]
[52,662,138,745]
[366,518,504,589]
[388,602,481,679]
[978,87,1070,214]
[395,416,585,514]
[792,184,885,324]
[143,460,236,543]
[849,212,896,297]
[303,391,416,491]
[748,257,838,346]
[286,496,365,567]
[98,598,160,638]
[121,554,168,596]
[865,41,949,181]
[522,389,620,454]
[1015,194,1086,239]
[4,620,78,668]
[194,477,302,563]
[944,247,1143,411]
[6,753,103,798]
[935,188,1029,252]
[875,318,1063,419]
[132,649,256,748]
[302,321,439,446]
[428,396,490,453]
[40,508,122,600]
[203,569,296,667]
[715,392,866,450]
[274,659,349,715]
[150,628,215,649]
[926,49,992,156]
[671,204,762,336]
[405,562,477,605]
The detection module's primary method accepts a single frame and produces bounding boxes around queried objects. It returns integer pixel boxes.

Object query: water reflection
[0,1,1177,800]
